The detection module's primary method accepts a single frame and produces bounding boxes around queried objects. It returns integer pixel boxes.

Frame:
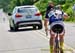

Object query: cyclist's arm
[44,10,49,30]
[44,18,48,30]
[44,18,49,36]
[44,6,53,30]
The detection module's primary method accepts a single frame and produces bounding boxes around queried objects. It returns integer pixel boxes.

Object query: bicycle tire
[55,33,60,53]
[55,34,64,53]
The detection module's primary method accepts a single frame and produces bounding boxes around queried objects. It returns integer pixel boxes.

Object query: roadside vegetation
[0,0,75,22]
[35,0,75,22]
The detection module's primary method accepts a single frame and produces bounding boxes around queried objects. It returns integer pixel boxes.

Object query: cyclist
[44,3,68,53]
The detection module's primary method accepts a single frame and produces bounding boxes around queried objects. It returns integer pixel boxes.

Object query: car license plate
[26,15,32,18]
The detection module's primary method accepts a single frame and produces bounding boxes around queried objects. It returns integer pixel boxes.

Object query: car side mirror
[8,13,12,16]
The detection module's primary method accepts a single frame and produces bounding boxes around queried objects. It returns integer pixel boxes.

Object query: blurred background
[0,0,75,21]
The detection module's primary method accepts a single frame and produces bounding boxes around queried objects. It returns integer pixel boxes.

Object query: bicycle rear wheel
[55,35,60,53]
[55,35,64,53]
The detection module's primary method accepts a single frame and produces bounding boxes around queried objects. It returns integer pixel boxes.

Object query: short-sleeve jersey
[48,9,64,24]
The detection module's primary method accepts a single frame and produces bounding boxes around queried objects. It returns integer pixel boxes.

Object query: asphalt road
[0,22,51,53]
[64,23,75,49]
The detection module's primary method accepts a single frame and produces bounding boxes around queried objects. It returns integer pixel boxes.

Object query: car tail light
[15,13,22,18]
[35,13,41,16]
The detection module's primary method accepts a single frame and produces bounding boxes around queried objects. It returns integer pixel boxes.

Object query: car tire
[13,24,18,31]
[13,26,18,31]
[12,21,18,31]
[38,21,43,29]
[10,25,14,31]
[38,24,42,29]
[33,25,37,30]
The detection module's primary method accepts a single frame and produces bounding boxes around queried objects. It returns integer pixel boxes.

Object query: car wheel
[10,25,14,31]
[14,26,18,31]
[12,21,18,31]
[33,25,37,30]
[38,24,43,29]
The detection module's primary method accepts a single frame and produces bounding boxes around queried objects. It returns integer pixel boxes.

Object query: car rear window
[18,7,38,13]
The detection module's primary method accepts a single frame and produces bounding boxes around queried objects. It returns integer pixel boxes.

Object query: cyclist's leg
[59,30,65,50]
[49,30,55,53]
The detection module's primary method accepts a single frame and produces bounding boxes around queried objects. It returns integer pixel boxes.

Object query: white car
[8,5,43,31]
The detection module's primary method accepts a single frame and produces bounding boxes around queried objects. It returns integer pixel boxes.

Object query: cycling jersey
[48,9,64,24]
